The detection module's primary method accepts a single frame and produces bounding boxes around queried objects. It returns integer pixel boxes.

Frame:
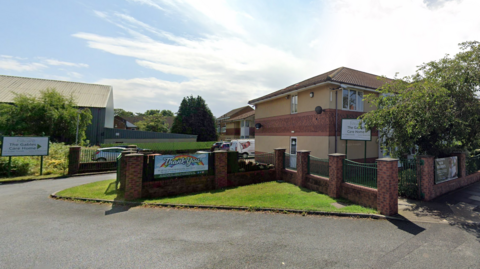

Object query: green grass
[100,141,216,151]
[0,174,65,183]
[56,179,377,214]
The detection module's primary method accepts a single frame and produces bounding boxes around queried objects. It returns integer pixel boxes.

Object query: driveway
[2,174,480,268]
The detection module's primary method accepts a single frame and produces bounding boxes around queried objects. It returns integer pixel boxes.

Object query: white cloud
[43,58,89,68]
[0,58,47,71]
[67,71,83,78]
[76,0,480,115]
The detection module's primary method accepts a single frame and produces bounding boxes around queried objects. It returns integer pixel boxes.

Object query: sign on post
[340,119,371,141]
[435,156,458,183]
[154,153,209,178]
[1,136,50,156]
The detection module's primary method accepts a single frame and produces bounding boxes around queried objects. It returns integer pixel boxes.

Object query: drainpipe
[335,90,338,153]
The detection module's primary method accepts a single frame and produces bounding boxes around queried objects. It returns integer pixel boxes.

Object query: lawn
[100,141,216,151]
[56,179,377,214]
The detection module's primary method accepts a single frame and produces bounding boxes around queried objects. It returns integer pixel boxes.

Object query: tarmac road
[1,174,480,268]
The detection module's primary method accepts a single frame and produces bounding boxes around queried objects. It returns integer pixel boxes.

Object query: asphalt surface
[2,174,480,268]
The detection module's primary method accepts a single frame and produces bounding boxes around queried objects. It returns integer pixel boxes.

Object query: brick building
[248,67,392,162]
[217,106,255,140]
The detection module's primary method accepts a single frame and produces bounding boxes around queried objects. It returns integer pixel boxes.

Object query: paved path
[2,175,480,268]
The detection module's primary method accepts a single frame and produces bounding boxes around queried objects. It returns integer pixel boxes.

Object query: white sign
[1,137,49,156]
[341,119,371,141]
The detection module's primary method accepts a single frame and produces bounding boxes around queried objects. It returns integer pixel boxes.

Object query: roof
[0,75,112,108]
[248,67,393,104]
[217,106,253,120]
[226,110,255,122]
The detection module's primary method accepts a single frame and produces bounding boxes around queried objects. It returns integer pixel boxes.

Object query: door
[290,137,297,169]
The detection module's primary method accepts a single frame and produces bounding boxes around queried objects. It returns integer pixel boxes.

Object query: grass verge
[0,174,65,183]
[56,179,377,214]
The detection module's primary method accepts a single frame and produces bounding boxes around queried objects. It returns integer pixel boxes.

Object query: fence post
[296,150,310,187]
[119,150,136,190]
[274,148,286,181]
[451,152,466,178]
[419,155,435,201]
[328,153,345,198]
[214,150,228,189]
[124,153,144,201]
[377,158,399,216]
[68,146,81,175]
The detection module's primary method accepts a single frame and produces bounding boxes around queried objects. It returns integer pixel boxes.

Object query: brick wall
[282,169,297,184]
[255,110,378,137]
[305,174,329,193]
[68,147,81,175]
[124,154,144,200]
[143,175,215,198]
[340,182,378,209]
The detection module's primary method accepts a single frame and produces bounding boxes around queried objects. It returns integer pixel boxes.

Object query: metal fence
[80,149,98,163]
[284,153,297,170]
[309,156,329,178]
[255,152,275,166]
[466,155,480,176]
[343,159,377,188]
[398,158,422,199]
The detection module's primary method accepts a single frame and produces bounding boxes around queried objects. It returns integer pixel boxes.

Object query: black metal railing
[80,149,98,163]
[255,152,275,166]
[398,158,421,199]
[309,156,329,178]
[343,159,377,188]
[466,155,480,176]
[284,153,297,171]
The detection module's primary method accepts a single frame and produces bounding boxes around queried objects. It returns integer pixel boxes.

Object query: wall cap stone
[214,150,227,153]
[329,153,346,157]
[274,148,286,151]
[419,155,435,158]
[125,153,143,157]
[377,157,398,162]
[297,150,311,153]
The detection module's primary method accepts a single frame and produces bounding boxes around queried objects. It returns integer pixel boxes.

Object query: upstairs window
[291,95,298,114]
[342,89,364,111]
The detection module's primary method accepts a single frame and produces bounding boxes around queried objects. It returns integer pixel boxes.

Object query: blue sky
[1,0,480,116]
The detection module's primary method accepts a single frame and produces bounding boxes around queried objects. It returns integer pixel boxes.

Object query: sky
[1,0,480,116]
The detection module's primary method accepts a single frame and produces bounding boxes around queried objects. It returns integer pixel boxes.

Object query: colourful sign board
[154,154,209,178]
[1,136,50,156]
[340,119,371,141]
[435,156,458,183]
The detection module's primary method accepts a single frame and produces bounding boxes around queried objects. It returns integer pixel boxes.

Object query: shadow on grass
[104,181,140,216]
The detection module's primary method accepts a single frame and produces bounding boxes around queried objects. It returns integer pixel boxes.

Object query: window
[342,89,364,111]
[291,95,298,114]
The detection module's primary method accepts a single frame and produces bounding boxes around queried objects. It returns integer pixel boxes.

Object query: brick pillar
[296,150,310,187]
[328,153,345,198]
[215,150,228,189]
[119,150,135,191]
[68,146,81,175]
[274,148,286,181]
[451,152,466,178]
[420,155,435,201]
[124,154,144,201]
[377,158,399,216]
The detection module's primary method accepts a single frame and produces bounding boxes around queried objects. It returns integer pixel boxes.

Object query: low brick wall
[340,183,378,209]
[142,175,215,199]
[305,174,329,194]
[226,169,275,187]
[78,162,117,173]
[282,169,297,184]
[141,169,275,199]
[433,171,480,198]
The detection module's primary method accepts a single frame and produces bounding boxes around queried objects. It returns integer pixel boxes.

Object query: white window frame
[291,95,298,114]
[342,89,364,112]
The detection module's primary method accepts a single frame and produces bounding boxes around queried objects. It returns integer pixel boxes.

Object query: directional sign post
[1,136,50,177]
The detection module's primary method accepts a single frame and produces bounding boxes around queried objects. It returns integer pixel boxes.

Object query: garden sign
[154,153,209,178]
[1,136,50,177]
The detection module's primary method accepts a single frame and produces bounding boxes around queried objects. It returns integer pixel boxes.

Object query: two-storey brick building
[249,67,392,162]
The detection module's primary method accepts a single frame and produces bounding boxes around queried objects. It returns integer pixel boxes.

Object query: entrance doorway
[290,137,297,169]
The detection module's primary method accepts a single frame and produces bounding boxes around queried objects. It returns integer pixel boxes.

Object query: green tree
[114,108,135,117]
[160,109,174,117]
[135,114,169,133]
[360,41,480,157]
[171,96,217,141]
[0,88,92,144]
